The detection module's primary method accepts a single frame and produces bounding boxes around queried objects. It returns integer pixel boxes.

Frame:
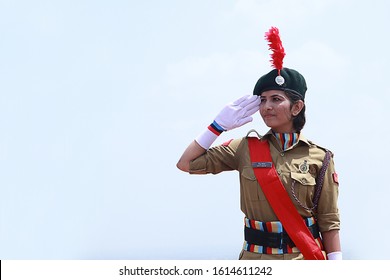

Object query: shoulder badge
[332,172,339,184]
[222,139,233,147]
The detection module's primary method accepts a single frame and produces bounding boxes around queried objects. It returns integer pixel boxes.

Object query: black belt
[244,223,320,249]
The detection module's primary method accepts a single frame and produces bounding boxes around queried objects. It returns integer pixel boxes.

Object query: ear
[292,100,305,116]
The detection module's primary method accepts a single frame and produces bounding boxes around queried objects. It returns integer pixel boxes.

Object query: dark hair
[285,91,306,132]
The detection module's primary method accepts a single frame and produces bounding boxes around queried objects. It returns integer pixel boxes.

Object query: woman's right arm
[176,95,260,173]
[176,140,206,173]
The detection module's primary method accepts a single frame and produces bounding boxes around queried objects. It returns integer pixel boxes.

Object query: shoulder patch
[332,172,339,184]
[222,139,233,146]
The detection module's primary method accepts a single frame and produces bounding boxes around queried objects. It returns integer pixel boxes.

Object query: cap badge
[275,75,285,86]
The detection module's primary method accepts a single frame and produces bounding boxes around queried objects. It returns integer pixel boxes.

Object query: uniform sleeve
[189,138,242,175]
[316,155,341,232]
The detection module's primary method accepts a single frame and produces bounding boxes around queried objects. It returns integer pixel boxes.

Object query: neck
[270,123,295,134]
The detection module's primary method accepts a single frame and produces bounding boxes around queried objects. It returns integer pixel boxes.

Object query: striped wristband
[195,121,225,150]
[208,120,226,136]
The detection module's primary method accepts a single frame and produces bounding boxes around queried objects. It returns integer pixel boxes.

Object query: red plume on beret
[265,27,285,75]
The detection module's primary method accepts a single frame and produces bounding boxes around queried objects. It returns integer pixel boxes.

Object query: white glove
[327,251,342,260]
[214,95,260,131]
[195,95,260,149]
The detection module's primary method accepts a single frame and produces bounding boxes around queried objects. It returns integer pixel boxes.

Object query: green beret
[253,68,307,100]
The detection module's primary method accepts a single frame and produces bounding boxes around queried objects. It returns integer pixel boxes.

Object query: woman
[176,67,342,260]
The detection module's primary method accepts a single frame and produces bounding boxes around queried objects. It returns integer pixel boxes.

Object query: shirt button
[280,152,285,157]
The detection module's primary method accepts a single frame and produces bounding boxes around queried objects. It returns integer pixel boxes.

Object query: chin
[263,120,277,128]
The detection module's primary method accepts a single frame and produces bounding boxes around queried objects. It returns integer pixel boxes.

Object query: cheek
[282,107,293,120]
[276,103,293,119]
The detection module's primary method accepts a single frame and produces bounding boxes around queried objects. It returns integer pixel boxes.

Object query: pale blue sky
[1,0,389,259]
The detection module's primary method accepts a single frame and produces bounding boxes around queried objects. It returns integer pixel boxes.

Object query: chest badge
[299,160,309,173]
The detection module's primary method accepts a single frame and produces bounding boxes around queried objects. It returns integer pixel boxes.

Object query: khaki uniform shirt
[189,130,340,233]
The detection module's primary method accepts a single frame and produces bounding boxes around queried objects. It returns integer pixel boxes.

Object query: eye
[273,97,282,102]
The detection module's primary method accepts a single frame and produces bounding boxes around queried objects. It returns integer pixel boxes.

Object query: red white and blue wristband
[208,120,226,136]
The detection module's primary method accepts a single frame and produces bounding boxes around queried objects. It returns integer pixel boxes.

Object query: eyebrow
[261,94,285,99]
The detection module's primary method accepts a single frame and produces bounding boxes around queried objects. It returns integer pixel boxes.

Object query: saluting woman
[177,27,341,260]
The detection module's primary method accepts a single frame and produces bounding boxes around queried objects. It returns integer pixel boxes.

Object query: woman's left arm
[322,229,342,260]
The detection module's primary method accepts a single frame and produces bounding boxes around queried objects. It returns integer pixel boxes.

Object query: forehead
[260,90,287,98]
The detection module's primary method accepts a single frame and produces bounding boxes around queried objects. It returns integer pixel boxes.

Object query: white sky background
[0,0,389,260]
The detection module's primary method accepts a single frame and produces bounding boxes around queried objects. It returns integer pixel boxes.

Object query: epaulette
[307,139,334,156]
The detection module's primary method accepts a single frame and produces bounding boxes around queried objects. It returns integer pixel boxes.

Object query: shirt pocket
[290,172,316,205]
[241,166,267,201]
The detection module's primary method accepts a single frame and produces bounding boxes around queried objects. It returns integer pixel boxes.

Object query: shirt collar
[261,129,311,150]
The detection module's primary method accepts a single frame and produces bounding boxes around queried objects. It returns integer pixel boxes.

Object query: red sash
[247,137,325,260]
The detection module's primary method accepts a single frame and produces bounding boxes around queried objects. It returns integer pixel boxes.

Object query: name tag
[252,162,273,168]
